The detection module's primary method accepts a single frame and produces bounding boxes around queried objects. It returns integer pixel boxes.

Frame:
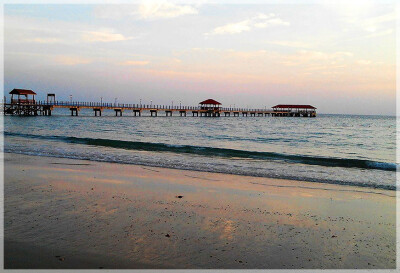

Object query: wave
[4,131,397,172]
[4,150,397,191]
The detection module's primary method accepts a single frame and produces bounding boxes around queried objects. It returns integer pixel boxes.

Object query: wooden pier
[3,89,317,118]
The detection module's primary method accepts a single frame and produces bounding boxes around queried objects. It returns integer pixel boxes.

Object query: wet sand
[4,153,396,269]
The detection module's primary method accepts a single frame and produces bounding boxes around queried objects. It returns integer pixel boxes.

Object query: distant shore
[4,153,396,269]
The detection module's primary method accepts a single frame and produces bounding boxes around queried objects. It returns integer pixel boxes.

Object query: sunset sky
[4,1,396,115]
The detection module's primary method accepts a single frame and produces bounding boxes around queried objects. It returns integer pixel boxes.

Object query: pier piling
[114,109,122,116]
[94,108,102,116]
[70,108,79,116]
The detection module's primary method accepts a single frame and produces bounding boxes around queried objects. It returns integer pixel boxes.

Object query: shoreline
[4,151,396,192]
[4,153,396,269]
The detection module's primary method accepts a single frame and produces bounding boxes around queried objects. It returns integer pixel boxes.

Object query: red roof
[199,99,221,105]
[272,104,316,109]
[10,89,37,95]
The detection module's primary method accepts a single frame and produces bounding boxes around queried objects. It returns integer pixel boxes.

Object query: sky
[3,1,397,115]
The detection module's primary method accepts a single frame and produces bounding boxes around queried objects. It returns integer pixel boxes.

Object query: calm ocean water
[3,109,397,190]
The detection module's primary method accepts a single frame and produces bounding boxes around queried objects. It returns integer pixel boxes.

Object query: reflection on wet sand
[5,154,396,269]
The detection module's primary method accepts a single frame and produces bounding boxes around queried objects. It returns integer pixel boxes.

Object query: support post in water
[70,107,79,116]
[94,108,102,116]
[114,109,122,116]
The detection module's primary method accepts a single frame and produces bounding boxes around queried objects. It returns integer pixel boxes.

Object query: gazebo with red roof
[10,89,37,104]
[272,104,316,110]
[272,104,317,117]
[199,99,221,111]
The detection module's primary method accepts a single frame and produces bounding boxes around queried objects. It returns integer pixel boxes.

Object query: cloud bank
[206,13,289,35]
[94,3,198,20]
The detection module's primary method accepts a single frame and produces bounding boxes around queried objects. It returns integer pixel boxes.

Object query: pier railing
[3,99,316,117]
[3,99,318,113]
[30,100,275,112]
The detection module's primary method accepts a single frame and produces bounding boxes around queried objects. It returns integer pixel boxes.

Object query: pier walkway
[3,89,316,117]
[3,101,299,117]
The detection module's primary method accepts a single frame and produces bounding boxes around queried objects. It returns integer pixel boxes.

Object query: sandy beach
[4,153,396,269]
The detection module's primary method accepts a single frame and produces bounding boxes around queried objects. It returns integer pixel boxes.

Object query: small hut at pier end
[9,89,37,104]
[272,104,317,117]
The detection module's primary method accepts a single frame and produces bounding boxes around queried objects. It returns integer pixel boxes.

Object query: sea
[3,108,397,190]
